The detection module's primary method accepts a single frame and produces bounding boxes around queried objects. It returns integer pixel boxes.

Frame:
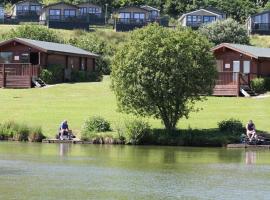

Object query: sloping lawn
[0,76,269,137]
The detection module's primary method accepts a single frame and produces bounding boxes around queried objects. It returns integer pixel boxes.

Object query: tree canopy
[199,18,250,45]
[111,24,217,131]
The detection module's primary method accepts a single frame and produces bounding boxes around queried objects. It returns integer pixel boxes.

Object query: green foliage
[70,70,103,82]
[264,77,270,91]
[111,24,216,131]
[0,121,45,142]
[125,119,151,145]
[199,18,250,45]
[28,127,45,142]
[46,65,65,83]
[81,116,111,140]
[251,77,266,93]
[218,118,244,134]
[4,25,61,43]
[13,124,29,141]
[40,69,53,84]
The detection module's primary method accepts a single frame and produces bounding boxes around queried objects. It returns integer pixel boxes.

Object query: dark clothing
[60,122,68,130]
[247,123,255,131]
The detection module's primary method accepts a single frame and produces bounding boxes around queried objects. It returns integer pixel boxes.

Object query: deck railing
[216,72,257,86]
[0,63,41,77]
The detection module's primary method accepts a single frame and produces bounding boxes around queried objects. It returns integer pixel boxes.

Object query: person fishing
[246,120,256,142]
[59,120,69,140]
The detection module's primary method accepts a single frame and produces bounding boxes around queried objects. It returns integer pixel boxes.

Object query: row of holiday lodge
[0,37,270,97]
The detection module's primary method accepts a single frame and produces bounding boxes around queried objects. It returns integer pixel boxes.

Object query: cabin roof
[212,43,270,59]
[0,38,99,58]
[140,5,160,12]
[116,6,149,13]
[14,0,42,5]
[43,2,78,9]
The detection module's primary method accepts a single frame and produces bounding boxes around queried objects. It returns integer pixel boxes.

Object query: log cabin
[212,43,270,96]
[178,8,226,29]
[0,38,98,88]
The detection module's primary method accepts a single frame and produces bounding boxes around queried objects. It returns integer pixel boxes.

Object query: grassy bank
[0,76,269,137]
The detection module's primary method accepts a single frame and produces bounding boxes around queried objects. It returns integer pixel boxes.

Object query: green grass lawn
[0,76,269,137]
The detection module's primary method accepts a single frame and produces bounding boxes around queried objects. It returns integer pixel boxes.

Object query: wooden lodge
[212,43,270,96]
[113,6,168,32]
[0,38,98,88]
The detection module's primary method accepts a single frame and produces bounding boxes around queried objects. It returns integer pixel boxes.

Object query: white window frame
[243,61,250,74]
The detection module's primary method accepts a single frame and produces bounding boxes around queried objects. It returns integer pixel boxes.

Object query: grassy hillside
[250,35,270,47]
[0,76,269,137]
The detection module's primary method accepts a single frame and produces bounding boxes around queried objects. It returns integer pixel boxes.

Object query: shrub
[71,70,89,82]
[5,24,61,43]
[199,18,249,45]
[40,69,53,84]
[28,127,45,142]
[81,116,111,140]
[251,78,266,93]
[264,77,270,91]
[125,119,151,145]
[218,118,244,134]
[46,65,65,83]
[13,124,29,141]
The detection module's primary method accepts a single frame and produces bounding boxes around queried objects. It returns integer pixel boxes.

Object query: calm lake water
[0,142,270,200]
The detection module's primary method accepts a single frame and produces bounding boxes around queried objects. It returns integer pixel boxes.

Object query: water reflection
[59,143,70,156]
[245,151,256,165]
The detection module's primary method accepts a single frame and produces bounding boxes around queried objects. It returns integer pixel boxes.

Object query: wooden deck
[42,139,92,144]
[213,72,257,96]
[0,64,40,88]
[227,143,270,149]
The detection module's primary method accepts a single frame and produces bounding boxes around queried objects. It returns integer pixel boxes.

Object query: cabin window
[119,12,131,23]
[233,61,240,72]
[119,12,130,19]
[21,53,29,63]
[134,13,145,22]
[187,15,201,23]
[243,61,250,74]
[30,5,41,11]
[0,52,13,63]
[81,58,85,71]
[80,7,87,14]
[64,9,76,18]
[49,9,61,20]
[89,7,100,14]
[203,16,216,23]
[216,60,223,72]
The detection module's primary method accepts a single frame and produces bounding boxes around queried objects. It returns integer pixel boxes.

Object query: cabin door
[232,61,240,82]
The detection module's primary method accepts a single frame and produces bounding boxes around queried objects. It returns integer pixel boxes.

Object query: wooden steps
[213,85,238,96]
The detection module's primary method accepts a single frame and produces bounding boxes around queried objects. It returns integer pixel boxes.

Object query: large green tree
[111,24,216,132]
[199,18,250,45]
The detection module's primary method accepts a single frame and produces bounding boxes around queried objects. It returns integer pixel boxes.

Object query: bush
[70,70,103,82]
[251,78,266,93]
[12,124,29,141]
[264,77,270,91]
[81,116,111,140]
[199,18,249,45]
[0,121,45,142]
[125,119,151,145]
[46,65,65,83]
[40,69,53,84]
[218,118,244,134]
[5,24,61,42]
[28,127,45,142]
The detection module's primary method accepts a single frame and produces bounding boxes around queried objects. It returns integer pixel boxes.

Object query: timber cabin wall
[117,7,150,19]
[214,48,258,73]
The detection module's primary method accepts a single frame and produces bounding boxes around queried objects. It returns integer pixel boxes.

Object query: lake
[0,142,269,200]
